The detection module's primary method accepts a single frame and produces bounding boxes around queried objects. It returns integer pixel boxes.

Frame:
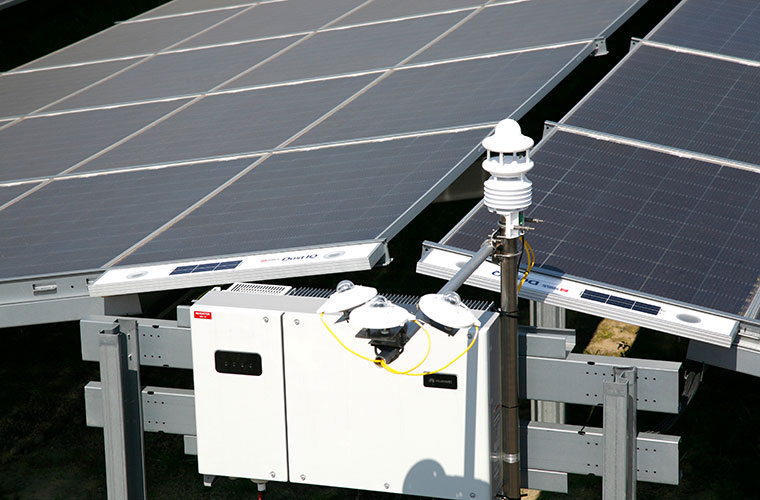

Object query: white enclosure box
[283,311,502,499]
[190,297,289,481]
[190,289,501,499]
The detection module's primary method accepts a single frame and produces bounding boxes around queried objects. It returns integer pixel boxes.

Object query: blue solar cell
[194,263,219,272]
[215,260,242,270]
[169,259,242,275]
[632,302,661,315]
[581,290,609,303]
[170,265,197,275]
[606,296,634,309]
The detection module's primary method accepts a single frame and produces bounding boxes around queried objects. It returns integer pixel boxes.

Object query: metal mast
[481,119,535,499]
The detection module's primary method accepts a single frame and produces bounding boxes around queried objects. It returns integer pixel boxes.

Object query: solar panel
[117,129,486,266]
[176,0,366,49]
[0,159,251,280]
[133,0,261,21]
[566,44,760,166]
[0,0,648,305]
[412,0,639,63]
[332,0,483,27]
[222,11,468,89]
[81,74,375,172]
[443,131,760,316]
[0,60,133,119]
[292,44,588,147]
[651,0,760,62]
[19,9,241,71]
[47,37,297,112]
[0,100,186,182]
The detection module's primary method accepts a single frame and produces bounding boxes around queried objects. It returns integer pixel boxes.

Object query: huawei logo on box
[194,311,212,320]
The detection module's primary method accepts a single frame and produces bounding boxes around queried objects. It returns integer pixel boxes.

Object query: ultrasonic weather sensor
[482,118,534,239]
[317,280,378,314]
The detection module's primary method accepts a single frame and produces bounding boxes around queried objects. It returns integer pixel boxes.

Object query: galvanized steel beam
[85,385,679,486]
[97,320,146,500]
[603,367,637,499]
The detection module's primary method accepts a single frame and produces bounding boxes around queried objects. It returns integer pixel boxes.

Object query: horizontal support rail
[83,316,679,411]
[85,384,677,485]
[522,353,681,414]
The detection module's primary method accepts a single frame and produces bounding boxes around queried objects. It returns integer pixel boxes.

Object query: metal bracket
[83,316,192,369]
[593,37,609,56]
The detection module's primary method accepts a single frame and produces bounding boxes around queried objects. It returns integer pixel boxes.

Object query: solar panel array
[438,0,760,318]
[0,0,646,284]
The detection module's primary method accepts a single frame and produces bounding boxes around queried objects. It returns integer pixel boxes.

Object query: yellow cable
[321,313,478,377]
[320,312,379,364]
[517,238,535,292]
[376,320,431,375]
[380,325,480,376]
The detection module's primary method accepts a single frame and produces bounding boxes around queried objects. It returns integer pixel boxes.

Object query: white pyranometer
[349,295,413,330]
[317,280,377,314]
[419,292,481,330]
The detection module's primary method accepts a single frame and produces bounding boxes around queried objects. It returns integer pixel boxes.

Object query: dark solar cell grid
[0,159,251,280]
[120,129,485,265]
[651,0,760,62]
[566,44,760,166]
[294,45,586,146]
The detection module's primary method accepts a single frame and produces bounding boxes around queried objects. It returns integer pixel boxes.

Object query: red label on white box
[194,311,212,320]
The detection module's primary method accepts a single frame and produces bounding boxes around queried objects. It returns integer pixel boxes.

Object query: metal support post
[498,216,521,500]
[98,320,147,500]
[530,302,566,424]
[603,366,637,500]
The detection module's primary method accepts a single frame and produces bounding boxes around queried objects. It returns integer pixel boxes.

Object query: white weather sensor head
[419,292,481,330]
[317,280,378,314]
[482,118,534,154]
[349,295,414,330]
